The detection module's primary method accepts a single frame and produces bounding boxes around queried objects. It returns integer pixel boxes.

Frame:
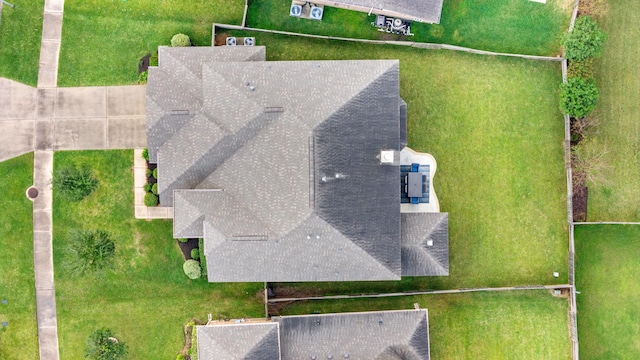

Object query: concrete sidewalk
[0,79,148,162]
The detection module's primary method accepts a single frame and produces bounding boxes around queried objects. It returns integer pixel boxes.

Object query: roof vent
[226,37,237,46]
[380,150,396,165]
[290,4,302,16]
[427,240,433,247]
[244,37,255,46]
[310,6,324,20]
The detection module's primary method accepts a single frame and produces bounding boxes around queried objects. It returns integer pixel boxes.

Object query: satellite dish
[290,4,302,16]
[244,37,255,46]
[310,6,323,20]
[394,18,403,27]
[226,37,236,46]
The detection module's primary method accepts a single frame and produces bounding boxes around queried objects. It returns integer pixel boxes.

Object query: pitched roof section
[197,323,280,360]
[401,213,449,276]
[275,309,430,359]
[320,0,443,23]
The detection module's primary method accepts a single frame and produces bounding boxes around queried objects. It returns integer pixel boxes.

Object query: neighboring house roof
[147,46,449,282]
[198,309,430,360]
[401,213,449,276]
[197,322,280,359]
[314,0,444,23]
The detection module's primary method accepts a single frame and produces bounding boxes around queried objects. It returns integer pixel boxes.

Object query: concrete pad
[107,86,146,116]
[37,326,60,360]
[0,120,34,162]
[107,116,147,148]
[37,88,57,118]
[55,87,106,118]
[134,148,146,168]
[33,230,51,253]
[134,187,146,205]
[42,12,63,41]
[0,78,37,119]
[147,206,173,219]
[36,289,58,328]
[135,205,148,219]
[36,119,55,150]
[37,41,60,88]
[54,118,106,150]
[44,0,64,13]
[34,248,54,291]
[33,210,52,232]
[134,166,147,188]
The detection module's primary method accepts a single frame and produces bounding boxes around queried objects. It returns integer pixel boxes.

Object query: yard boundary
[212,24,562,62]
[267,284,572,303]
[574,221,640,225]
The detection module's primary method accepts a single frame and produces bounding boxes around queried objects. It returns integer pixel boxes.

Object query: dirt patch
[138,54,151,74]
[178,238,199,260]
[572,172,588,222]
[268,283,325,299]
[214,33,230,46]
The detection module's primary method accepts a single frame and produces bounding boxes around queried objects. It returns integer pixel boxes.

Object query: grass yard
[276,290,571,359]
[0,0,44,86]
[57,0,244,86]
[575,225,640,359]
[52,150,264,358]
[227,32,568,293]
[582,0,640,221]
[246,0,571,56]
[0,153,38,359]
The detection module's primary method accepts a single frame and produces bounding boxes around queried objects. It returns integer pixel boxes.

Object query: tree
[66,230,116,275]
[53,166,99,201]
[563,16,606,61]
[85,328,127,360]
[560,77,599,118]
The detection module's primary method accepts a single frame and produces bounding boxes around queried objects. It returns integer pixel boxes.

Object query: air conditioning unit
[290,4,302,17]
[226,37,237,46]
[310,6,323,20]
[244,37,255,46]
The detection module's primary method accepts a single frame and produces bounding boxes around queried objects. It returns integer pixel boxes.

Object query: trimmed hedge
[151,183,158,195]
[183,260,201,279]
[563,16,606,61]
[144,192,159,207]
[171,34,191,47]
[560,77,599,119]
[190,248,199,260]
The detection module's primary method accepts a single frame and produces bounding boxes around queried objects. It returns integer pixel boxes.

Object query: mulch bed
[138,54,150,74]
[268,283,325,299]
[177,238,199,260]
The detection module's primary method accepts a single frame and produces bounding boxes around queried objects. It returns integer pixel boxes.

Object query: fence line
[268,284,572,303]
[241,0,249,28]
[574,221,640,225]
[213,24,562,62]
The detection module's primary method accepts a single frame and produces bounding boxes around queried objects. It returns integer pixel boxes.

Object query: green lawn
[583,0,640,221]
[0,153,38,360]
[575,225,640,359]
[0,0,44,86]
[246,0,571,56]
[276,290,571,360]
[57,0,245,86]
[52,150,264,358]
[228,32,568,293]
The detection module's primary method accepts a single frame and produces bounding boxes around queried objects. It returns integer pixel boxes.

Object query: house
[305,0,444,23]
[146,45,448,282]
[197,309,430,359]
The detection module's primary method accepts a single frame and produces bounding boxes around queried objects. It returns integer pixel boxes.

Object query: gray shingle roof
[197,322,280,359]
[329,0,443,23]
[274,309,430,359]
[401,213,449,276]
[149,47,404,282]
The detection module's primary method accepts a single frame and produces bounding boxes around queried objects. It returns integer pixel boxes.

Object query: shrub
[53,166,99,202]
[171,33,191,47]
[178,238,189,243]
[151,183,158,195]
[183,260,201,279]
[146,168,152,178]
[85,328,127,360]
[560,77,599,118]
[138,71,148,84]
[153,168,158,179]
[144,183,152,193]
[141,148,149,161]
[144,193,159,207]
[567,58,594,79]
[66,230,115,275]
[176,355,185,360]
[199,238,207,279]
[562,16,606,61]
[191,248,200,260]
